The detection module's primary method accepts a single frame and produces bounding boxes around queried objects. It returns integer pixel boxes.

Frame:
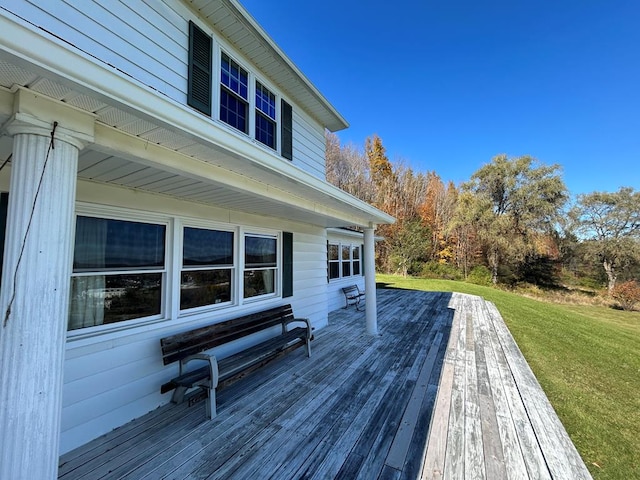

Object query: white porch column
[0,90,92,479]
[364,225,378,335]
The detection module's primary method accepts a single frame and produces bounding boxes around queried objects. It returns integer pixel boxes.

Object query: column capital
[1,87,95,150]
[4,113,89,150]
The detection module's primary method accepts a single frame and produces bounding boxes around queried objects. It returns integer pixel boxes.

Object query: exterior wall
[293,108,326,179]
[54,179,330,454]
[0,0,328,178]
[326,229,366,313]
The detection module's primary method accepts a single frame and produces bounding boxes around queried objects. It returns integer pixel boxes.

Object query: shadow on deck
[58,289,592,480]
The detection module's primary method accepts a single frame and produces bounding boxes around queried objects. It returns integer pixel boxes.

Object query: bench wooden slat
[160,305,296,365]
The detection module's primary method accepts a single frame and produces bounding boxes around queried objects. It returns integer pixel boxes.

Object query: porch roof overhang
[0,11,393,229]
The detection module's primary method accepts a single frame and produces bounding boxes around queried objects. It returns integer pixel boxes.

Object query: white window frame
[67,205,286,338]
[328,242,362,281]
[178,221,236,316]
[216,46,285,156]
[68,204,172,339]
[242,229,281,301]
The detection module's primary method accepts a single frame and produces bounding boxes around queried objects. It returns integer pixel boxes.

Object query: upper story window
[255,81,276,149]
[187,23,295,160]
[69,216,166,331]
[181,227,234,311]
[220,52,249,133]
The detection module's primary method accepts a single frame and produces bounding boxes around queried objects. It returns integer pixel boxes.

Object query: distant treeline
[326,132,640,296]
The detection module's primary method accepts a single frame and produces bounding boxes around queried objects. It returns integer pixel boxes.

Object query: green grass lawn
[377,274,640,480]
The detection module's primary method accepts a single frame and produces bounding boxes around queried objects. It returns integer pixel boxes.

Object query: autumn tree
[365,134,394,190]
[419,174,459,263]
[325,132,374,203]
[569,187,640,293]
[457,154,567,284]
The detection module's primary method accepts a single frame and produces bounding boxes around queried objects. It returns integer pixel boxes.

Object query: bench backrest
[342,285,360,295]
[160,304,295,365]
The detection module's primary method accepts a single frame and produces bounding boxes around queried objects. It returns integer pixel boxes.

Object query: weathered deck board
[59,289,592,480]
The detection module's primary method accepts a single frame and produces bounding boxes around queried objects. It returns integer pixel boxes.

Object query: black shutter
[283,232,293,297]
[281,99,293,160]
[361,243,365,276]
[0,192,8,288]
[188,21,212,116]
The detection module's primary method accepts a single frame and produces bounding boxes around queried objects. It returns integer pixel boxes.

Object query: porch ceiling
[0,53,391,228]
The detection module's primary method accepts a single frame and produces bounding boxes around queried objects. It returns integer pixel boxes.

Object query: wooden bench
[342,285,365,311]
[159,304,312,418]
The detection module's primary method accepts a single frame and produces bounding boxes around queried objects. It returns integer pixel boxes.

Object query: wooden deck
[58,289,592,479]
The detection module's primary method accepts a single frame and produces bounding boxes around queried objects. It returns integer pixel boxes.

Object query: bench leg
[171,386,188,404]
[205,387,217,419]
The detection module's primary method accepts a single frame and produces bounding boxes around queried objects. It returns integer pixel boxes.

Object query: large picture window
[181,227,234,310]
[244,234,277,298]
[220,52,249,133]
[68,209,288,332]
[328,242,361,280]
[69,216,166,331]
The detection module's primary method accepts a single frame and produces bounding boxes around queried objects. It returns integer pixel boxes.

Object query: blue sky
[240,0,639,196]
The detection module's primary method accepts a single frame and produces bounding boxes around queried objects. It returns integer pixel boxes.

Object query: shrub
[611,280,640,311]
[420,261,463,281]
[466,265,492,286]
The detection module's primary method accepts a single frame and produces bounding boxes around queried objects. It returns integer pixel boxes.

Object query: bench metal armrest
[180,353,220,388]
[283,316,312,339]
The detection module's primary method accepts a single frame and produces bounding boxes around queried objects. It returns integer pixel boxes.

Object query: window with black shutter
[188,21,212,116]
[281,99,293,160]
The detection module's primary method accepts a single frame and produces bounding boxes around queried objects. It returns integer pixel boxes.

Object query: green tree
[388,217,431,277]
[570,187,640,293]
[457,154,567,284]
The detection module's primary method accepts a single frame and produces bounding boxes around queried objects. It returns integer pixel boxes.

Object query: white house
[0,1,394,478]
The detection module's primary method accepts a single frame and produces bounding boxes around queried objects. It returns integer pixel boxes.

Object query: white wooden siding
[292,108,327,179]
[1,0,188,101]
[59,180,330,454]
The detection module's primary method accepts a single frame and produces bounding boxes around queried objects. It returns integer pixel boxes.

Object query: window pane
[352,246,360,260]
[180,269,231,309]
[73,216,165,271]
[244,269,275,298]
[255,112,276,149]
[68,273,162,330]
[220,89,248,133]
[342,262,351,277]
[220,53,248,99]
[183,227,233,266]
[245,236,277,267]
[342,245,350,261]
[353,261,361,276]
[328,244,339,261]
[255,82,276,119]
[329,262,340,279]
